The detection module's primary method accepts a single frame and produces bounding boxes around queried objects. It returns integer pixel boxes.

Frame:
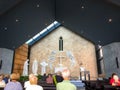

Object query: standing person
[26,76,43,90]
[4,73,23,90]
[109,73,120,86]
[56,68,77,90]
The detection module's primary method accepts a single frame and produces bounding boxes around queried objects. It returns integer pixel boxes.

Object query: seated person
[26,76,43,90]
[56,68,77,90]
[46,74,53,84]
[0,74,6,87]
[3,74,10,84]
[4,73,23,90]
[41,73,47,81]
[53,72,63,85]
[24,73,35,88]
[109,73,120,86]
[56,72,63,83]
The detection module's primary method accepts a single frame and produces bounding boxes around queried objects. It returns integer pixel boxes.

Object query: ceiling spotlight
[4,27,7,30]
[37,4,40,8]
[81,6,84,9]
[108,18,112,23]
[98,41,101,43]
[15,19,19,22]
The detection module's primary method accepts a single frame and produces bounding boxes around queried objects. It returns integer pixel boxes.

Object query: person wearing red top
[109,73,120,86]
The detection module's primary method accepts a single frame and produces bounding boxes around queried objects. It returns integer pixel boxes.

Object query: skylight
[25,21,61,45]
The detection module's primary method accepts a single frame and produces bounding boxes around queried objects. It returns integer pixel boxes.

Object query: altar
[80,71,90,80]
[54,66,67,73]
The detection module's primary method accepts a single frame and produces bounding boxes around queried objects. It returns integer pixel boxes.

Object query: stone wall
[0,48,14,74]
[29,26,98,80]
[102,42,120,78]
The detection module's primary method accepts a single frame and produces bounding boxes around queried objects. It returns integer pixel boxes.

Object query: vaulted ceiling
[0,0,120,50]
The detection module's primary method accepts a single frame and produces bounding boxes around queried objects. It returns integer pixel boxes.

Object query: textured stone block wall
[29,26,98,80]
[103,42,120,78]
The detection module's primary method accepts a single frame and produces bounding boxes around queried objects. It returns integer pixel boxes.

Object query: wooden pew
[103,85,120,90]
[0,88,4,90]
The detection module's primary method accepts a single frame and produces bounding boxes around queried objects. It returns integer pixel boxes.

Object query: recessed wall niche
[29,26,98,80]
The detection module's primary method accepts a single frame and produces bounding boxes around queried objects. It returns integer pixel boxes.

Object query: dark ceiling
[0,0,120,50]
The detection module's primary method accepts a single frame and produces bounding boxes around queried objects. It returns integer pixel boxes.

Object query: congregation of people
[1,70,120,90]
[0,68,78,90]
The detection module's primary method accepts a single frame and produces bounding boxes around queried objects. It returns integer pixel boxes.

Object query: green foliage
[37,74,42,80]
[19,74,42,82]
[19,76,29,82]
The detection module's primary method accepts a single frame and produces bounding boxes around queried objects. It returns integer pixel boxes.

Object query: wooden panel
[14,60,25,65]
[13,44,28,75]
[15,50,28,56]
[14,54,27,60]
